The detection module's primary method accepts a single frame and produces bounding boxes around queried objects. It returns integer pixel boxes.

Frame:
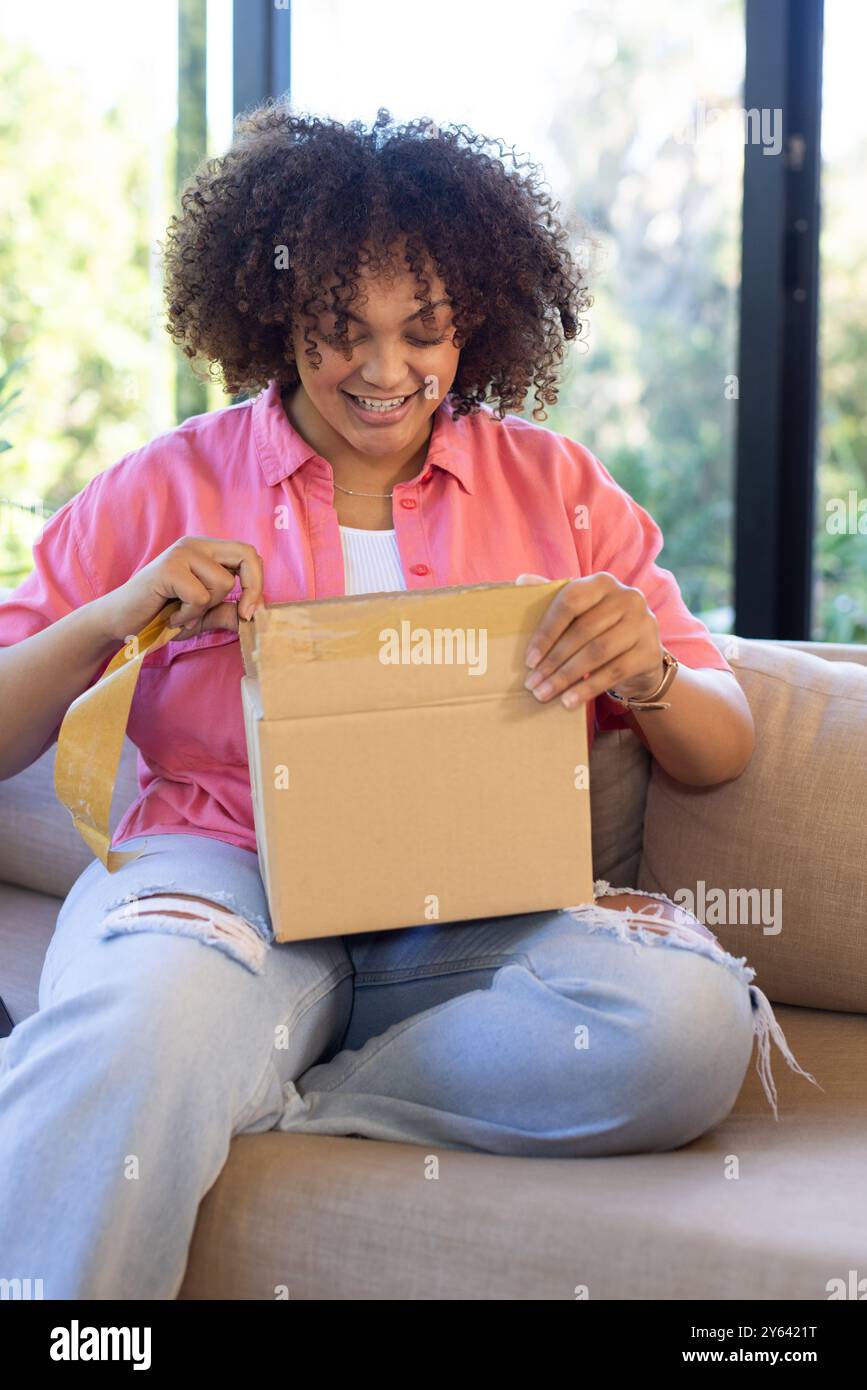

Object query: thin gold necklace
[332,480,394,499]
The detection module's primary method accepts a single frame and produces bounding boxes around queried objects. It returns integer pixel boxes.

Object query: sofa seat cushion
[178,1006,866,1300]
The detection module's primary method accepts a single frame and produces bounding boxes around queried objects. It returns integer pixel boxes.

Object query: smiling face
[287,246,461,462]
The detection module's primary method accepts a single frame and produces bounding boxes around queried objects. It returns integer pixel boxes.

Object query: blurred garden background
[0,0,864,639]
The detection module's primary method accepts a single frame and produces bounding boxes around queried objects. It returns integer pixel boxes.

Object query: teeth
[352,394,407,411]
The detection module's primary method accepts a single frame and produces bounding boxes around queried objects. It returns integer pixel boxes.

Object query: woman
[0,106,817,1299]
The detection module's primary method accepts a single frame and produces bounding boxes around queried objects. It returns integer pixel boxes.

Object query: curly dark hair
[161,103,592,421]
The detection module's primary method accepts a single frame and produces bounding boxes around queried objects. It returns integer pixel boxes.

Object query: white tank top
[339,525,407,596]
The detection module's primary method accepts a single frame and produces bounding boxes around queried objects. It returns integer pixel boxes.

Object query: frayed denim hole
[565,894,758,989]
[100,883,274,947]
[99,897,269,975]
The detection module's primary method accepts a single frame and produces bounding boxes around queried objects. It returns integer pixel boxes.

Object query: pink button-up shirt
[0,380,733,854]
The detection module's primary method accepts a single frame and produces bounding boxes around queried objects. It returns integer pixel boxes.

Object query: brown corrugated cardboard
[239,578,594,943]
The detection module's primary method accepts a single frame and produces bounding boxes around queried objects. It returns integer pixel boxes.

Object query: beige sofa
[1,633,865,1300]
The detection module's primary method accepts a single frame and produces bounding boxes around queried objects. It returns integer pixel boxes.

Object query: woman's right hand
[96,536,265,645]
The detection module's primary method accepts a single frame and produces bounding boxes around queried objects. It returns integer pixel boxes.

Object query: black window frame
[233,0,291,119]
[735,0,824,638]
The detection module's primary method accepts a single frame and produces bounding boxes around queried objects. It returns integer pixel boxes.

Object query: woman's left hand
[516,571,665,708]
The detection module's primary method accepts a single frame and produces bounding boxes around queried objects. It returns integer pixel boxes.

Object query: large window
[3,1,861,642]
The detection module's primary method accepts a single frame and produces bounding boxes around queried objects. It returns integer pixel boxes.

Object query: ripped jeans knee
[99,891,272,975]
[563,879,823,1122]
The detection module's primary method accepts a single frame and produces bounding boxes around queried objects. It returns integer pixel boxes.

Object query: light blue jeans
[0,832,819,1299]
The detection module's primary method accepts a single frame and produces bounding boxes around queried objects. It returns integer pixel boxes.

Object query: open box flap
[241,578,572,720]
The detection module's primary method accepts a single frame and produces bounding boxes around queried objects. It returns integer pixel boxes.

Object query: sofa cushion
[589,728,650,886]
[639,638,867,1011]
[0,738,140,899]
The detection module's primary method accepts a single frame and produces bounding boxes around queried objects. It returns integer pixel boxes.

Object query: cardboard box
[239,578,594,943]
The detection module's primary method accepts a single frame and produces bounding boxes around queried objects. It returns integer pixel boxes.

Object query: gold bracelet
[606,648,679,711]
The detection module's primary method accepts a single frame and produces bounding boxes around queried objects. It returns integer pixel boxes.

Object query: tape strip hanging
[53,600,184,873]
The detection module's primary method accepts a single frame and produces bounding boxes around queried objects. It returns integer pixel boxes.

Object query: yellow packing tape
[53,600,184,872]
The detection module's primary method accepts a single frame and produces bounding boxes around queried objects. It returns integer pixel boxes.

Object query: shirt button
[409,563,430,576]
[400,497,417,509]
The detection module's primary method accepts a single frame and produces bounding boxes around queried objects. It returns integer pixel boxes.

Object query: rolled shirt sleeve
[0,493,100,643]
[0,440,172,651]
[0,483,122,756]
